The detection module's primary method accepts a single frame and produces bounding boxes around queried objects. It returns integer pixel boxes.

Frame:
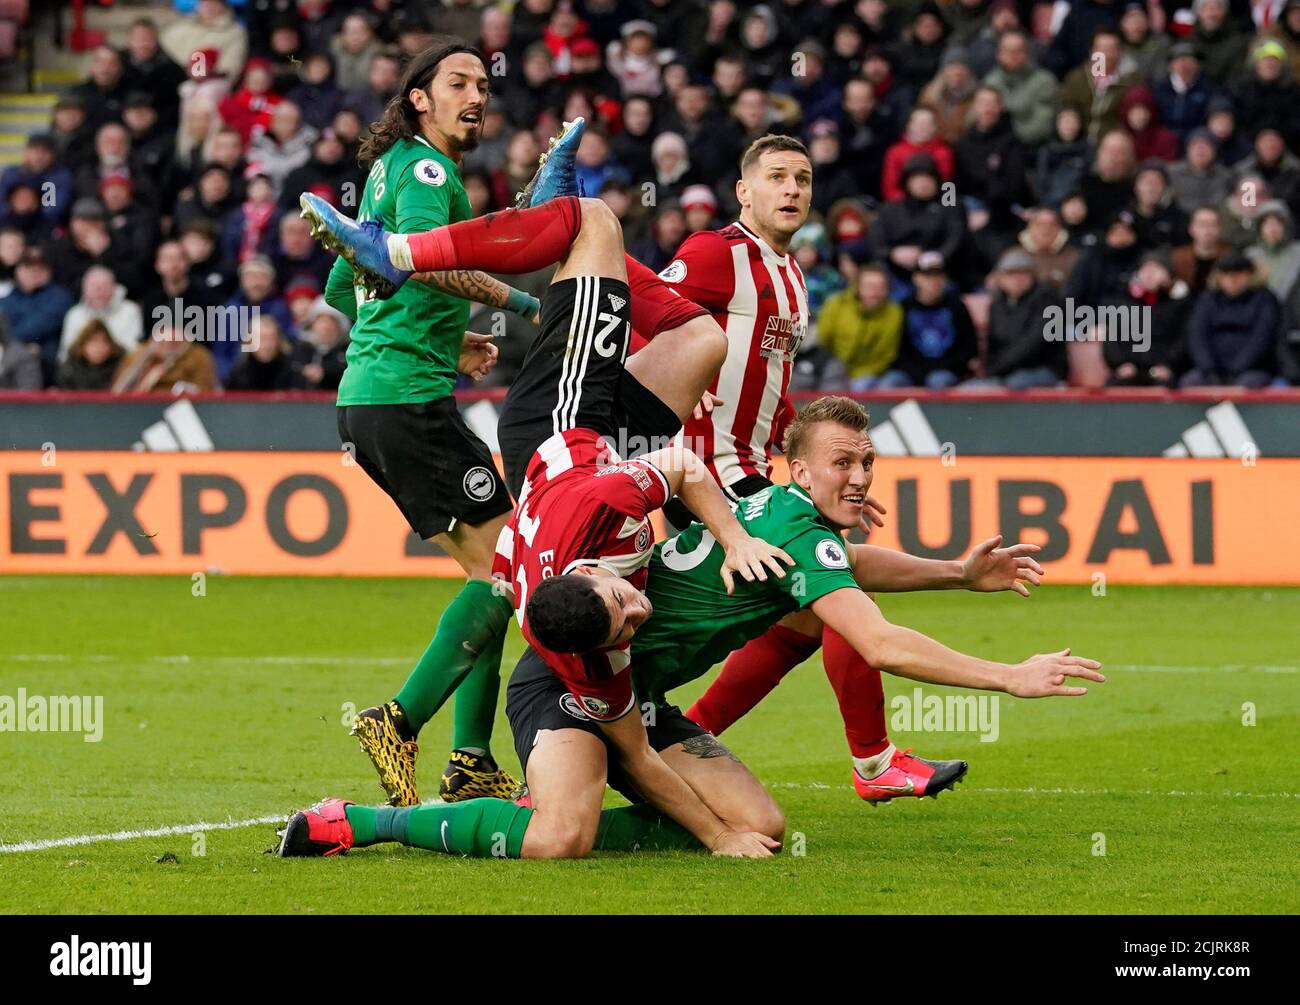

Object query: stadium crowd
[2,0,1300,393]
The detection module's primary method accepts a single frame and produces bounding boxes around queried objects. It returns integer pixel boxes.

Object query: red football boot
[852,748,968,805]
[276,798,356,856]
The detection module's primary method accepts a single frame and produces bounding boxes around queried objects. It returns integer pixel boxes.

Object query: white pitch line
[0,799,449,855]
[0,815,287,854]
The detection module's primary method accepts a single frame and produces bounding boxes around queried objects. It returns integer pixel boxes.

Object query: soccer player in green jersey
[320,41,544,807]
[513,395,1106,838]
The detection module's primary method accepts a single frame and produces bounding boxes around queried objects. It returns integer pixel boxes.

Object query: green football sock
[595,805,702,852]
[394,580,512,735]
[450,620,506,756]
[345,799,532,858]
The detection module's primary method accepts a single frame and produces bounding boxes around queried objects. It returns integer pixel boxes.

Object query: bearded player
[284,159,793,856]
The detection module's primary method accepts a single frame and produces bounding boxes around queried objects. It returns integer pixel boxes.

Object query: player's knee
[578,197,619,237]
[530,816,596,859]
[687,315,728,371]
[748,801,786,845]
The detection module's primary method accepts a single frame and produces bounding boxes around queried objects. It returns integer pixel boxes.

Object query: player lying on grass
[284,179,793,858]
[509,394,1105,837]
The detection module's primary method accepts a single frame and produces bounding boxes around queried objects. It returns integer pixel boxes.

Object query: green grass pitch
[1,575,1297,914]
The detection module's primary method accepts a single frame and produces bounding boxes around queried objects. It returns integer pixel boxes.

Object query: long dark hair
[358,37,486,166]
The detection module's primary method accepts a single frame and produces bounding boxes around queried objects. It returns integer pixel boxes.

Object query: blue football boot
[516,117,586,208]
[299,192,412,300]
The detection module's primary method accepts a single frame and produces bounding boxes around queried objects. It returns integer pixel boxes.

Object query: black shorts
[497,275,682,498]
[661,472,775,532]
[337,397,512,539]
[505,646,708,804]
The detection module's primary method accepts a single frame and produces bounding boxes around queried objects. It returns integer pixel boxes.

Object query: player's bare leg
[518,729,609,858]
[658,735,785,844]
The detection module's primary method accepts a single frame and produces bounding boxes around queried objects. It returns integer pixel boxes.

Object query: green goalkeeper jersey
[632,483,860,705]
[327,136,473,406]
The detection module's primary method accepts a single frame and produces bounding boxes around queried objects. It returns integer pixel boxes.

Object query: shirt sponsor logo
[463,466,496,501]
[759,312,805,361]
[815,538,849,569]
[414,158,447,187]
[596,462,652,491]
[659,259,687,283]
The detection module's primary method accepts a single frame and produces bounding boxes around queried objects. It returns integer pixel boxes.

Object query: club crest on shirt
[815,538,849,569]
[413,158,446,187]
[659,259,687,283]
[635,523,651,552]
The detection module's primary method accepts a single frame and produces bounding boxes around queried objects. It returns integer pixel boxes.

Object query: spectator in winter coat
[883,251,978,387]
[1131,161,1190,251]
[0,312,43,390]
[331,12,382,93]
[0,247,75,371]
[983,29,1059,147]
[1119,86,1180,162]
[112,324,217,393]
[1172,205,1232,294]
[881,107,955,202]
[1168,129,1234,214]
[1017,207,1082,290]
[159,0,248,84]
[1246,201,1300,306]
[56,318,126,390]
[869,154,967,284]
[1034,107,1092,208]
[1153,43,1217,143]
[1103,250,1192,387]
[1119,1,1169,82]
[248,102,318,200]
[218,59,283,147]
[817,263,905,390]
[1060,27,1140,145]
[975,248,1068,388]
[58,265,142,361]
[0,136,75,229]
[1182,251,1282,386]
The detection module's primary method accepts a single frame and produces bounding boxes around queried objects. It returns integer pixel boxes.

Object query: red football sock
[404,196,583,274]
[625,253,709,338]
[687,624,822,735]
[822,626,890,757]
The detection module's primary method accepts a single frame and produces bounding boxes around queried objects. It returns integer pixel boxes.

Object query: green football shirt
[632,483,860,706]
[328,136,473,405]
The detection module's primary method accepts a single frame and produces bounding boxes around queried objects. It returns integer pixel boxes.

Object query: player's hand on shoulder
[962,534,1045,596]
[710,830,780,858]
[457,330,499,381]
[719,534,795,595]
[1007,649,1105,697]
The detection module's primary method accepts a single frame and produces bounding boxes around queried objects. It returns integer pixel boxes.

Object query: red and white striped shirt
[658,222,809,492]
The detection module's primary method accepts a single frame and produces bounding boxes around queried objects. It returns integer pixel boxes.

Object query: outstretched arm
[811,587,1104,697]
[849,535,1044,596]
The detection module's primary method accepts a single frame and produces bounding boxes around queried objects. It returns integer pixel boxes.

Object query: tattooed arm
[415,269,540,319]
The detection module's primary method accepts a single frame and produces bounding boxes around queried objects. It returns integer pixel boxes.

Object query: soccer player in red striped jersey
[282,191,793,859]
[654,135,977,803]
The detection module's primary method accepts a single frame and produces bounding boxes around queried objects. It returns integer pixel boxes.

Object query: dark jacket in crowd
[894,288,979,383]
[986,280,1068,378]
[867,197,967,278]
[1102,286,1193,376]
[1186,286,1282,380]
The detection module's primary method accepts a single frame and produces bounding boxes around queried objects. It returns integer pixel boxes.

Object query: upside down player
[282,184,793,857]
[646,131,991,802]
[515,395,1105,837]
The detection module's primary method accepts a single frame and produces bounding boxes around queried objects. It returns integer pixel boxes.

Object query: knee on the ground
[527,816,597,859]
